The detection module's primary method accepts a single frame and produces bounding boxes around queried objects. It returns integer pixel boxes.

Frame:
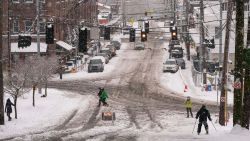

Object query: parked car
[100,48,112,59]
[111,40,121,50]
[170,48,184,58]
[96,53,109,64]
[134,42,145,50]
[163,59,179,73]
[122,26,131,35]
[88,57,104,73]
[168,40,180,51]
[63,61,74,73]
[106,44,116,57]
[169,45,183,53]
[175,58,186,69]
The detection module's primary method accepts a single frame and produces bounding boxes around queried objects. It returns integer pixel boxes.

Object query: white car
[63,61,75,73]
[163,59,179,73]
[134,42,145,50]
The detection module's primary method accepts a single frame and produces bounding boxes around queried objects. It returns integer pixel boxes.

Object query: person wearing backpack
[196,104,212,135]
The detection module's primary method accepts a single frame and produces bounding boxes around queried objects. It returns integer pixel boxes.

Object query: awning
[11,42,47,53]
[56,41,75,51]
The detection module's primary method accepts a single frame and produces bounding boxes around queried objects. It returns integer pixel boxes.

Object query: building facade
[1,0,98,68]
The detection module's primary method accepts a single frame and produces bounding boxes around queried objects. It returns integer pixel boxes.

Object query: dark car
[100,48,112,59]
[176,58,186,69]
[111,41,121,50]
[106,45,116,57]
[170,48,184,58]
[169,40,181,51]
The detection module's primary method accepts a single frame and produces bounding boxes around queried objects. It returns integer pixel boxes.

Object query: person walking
[98,88,103,107]
[184,96,193,118]
[196,104,212,135]
[100,88,109,106]
[5,98,15,121]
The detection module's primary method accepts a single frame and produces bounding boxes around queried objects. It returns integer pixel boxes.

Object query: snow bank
[0,89,92,139]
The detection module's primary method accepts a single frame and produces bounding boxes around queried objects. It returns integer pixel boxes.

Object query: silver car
[134,42,145,50]
[163,59,179,73]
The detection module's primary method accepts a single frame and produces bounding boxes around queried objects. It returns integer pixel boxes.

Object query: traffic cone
[184,85,188,92]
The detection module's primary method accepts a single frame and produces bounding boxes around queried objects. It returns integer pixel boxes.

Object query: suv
[175,58,186,69]
[88,57,104,73]
[163,59,179,73]
[169,40,180,51]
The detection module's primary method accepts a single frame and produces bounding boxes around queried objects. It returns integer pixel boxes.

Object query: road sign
[220,97,225,102]
[232,79,241,89]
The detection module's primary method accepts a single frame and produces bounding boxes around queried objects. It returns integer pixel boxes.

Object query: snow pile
[0,89,93,139]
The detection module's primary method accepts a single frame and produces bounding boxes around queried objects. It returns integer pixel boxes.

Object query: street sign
[220,97,225,102]
[232,79,241,89]
[90,27,100,40]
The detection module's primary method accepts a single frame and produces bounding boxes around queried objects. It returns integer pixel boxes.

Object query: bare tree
[26,55,43,107]
[4,61,31,119]
[40,56,59,97]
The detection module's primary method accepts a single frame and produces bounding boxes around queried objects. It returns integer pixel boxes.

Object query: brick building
[1,0,98,68]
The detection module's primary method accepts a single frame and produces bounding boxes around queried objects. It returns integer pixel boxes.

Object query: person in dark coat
[5,98,15,121]
[196,104,212,135]
[98,88,103,107]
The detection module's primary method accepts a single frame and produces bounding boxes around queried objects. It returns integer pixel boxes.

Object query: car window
[66,62,73,66]
[90,59,102,64]
[165,61,176,65]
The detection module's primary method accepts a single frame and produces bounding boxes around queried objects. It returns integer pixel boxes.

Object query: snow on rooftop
[11,42,47,53]
[56,41,75,51]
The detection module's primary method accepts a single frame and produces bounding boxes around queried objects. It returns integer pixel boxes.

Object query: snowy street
[0,0,250,141]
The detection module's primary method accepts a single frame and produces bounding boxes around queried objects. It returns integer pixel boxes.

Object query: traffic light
[141,30,147,42]
[204,38,215,49]
[129,28,135,42]
[170,20,175,32]
[171,26,177,40]
[79,28,88,53]
[145,21,149,33]
[18,35,31,48]
[104,26,111,40]
[45,23,54,44]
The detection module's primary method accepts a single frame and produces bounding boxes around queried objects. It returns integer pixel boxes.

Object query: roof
[56,41,75,51]
[11,42,47,53]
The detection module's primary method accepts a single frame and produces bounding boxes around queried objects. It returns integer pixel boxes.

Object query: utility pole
[233,0,245,126]
[122,0,126,27]
[219,0,223,66]
[0,0,5,125]
[200,0,206,84]
[185,0,190,60]
[7,0,11,77]
[219,0,233,126]
[36,0,40,55]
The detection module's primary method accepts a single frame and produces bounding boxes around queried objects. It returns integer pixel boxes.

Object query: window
[13,20,19,33]
[25,20,33,32]
[24,0,33,3]
[39,22,45,33]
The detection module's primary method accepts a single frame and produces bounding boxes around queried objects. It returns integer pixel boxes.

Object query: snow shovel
[192,119,197,134]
